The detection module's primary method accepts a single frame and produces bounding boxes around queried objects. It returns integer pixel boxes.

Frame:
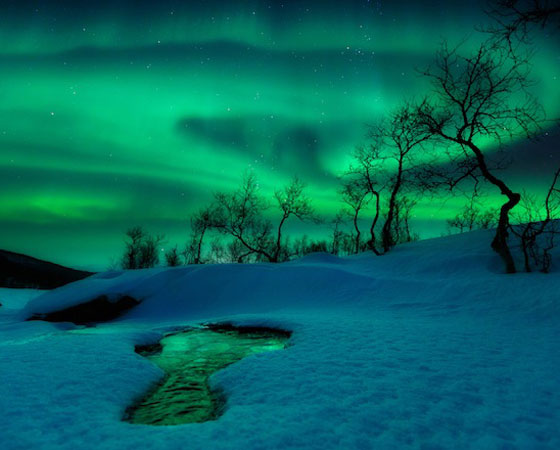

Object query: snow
[0,288,41,311]
[1,230,559,449]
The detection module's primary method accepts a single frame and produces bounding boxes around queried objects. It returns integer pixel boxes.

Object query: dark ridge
[27,294,140,325]
[0,249,94,289]
[204,322,293,339]
[135,342,164,357]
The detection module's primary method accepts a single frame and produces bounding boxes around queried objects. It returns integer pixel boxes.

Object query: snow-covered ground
[1,230,559,449]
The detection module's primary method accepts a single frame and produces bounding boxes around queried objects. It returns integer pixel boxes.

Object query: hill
[0,250,94,289]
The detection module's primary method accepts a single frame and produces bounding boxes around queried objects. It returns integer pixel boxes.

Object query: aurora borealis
[1,0,559,269]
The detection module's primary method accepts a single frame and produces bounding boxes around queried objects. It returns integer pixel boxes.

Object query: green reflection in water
[125,326,290,425]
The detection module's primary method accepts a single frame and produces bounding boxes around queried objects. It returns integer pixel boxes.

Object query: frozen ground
[1,230,559,449]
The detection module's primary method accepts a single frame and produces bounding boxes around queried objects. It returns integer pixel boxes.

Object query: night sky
[1,0,559,269]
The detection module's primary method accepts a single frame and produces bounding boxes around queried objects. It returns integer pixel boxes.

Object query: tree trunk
[272,215,288,263]
[368,192,381,255]
[353,210,361,254]
[491,193,520,273]
[467,142,520,273]
[382,159,404,253]
[195,227,207,264]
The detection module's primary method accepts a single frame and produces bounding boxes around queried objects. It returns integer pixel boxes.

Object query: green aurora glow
[1,1,559,268]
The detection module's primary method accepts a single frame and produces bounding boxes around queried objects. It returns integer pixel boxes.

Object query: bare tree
[121,226,165,269]
[340,177,370,254]
[271,177,316,262]
[227,239,253,263]
[327,213,358,256]
[292,235,329,258]
[369,103,432,252]
[510,168,560,272]
[343,105,428,255]
[330,212,345,255]
[416,39,543,272]
[487,0,560,45]
[448,205,498,233]
[122,226,144,270]
[212,173,316,263]
[165,245,181,267]
[213,172,273,262]
[138,233,165,269]
[447,190,498,233]
[206,238,250,264]
[184,205,217,264]
[343,145,383,254]
[390,196,419,244]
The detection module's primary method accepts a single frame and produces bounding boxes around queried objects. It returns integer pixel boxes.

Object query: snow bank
[0,288,41,310]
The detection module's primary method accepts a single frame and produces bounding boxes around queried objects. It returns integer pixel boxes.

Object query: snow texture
[1,230,559,449]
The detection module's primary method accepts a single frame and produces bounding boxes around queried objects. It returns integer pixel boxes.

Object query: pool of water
[124,325,290,425]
